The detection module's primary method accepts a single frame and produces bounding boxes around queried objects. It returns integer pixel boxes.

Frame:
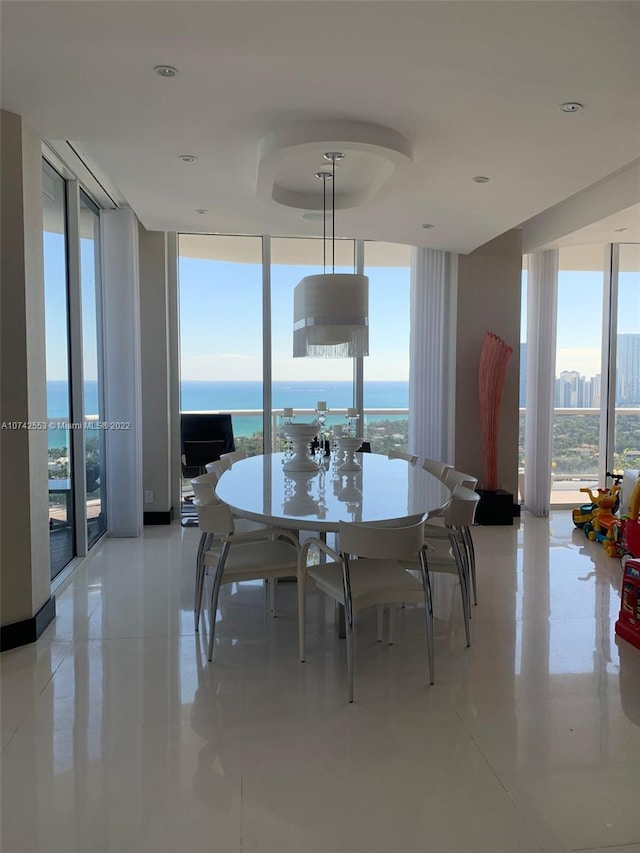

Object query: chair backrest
[183,440,226,469]
[444,468,478,489]
[206,457,231,477]
[220,449,248,466]
[422,457,454,482]
[194,501,235,536]
[444,485,480,528]
[190,472,219,504]
[338,515,426,560]
[388,450,418,465]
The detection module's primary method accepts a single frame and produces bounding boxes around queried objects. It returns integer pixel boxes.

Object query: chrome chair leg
[207,542,230,661]
[463,526,477,606]
[195,533,212,630]
[451,537,471,647]
[420,549,435,685]
[341,556,355,703]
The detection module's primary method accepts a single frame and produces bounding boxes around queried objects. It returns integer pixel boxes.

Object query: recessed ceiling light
[422,223,434,229]
[179,155,197,163]
[473,176,490,184]
[195,209,208,214]
[560,102,583,113]
[614,227,628,233]
[154,65,178,78]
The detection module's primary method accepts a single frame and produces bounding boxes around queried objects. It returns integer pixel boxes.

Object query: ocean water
[46,379,408,448]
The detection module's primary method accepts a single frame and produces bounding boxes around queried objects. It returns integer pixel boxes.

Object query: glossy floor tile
[1,512,638,852]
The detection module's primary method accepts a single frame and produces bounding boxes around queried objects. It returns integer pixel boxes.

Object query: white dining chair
[442,469,478,605]
[191,473,273,629]
[422,456,454,482]
[418,466,479,604]
[297,515,432,702]
[200,501,300,661]
[219,449,248,466]
[205,457,231,476]
[388,450,418,465]
[399,485,480,648]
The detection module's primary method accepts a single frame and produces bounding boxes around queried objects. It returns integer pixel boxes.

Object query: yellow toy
[582,485,622,557]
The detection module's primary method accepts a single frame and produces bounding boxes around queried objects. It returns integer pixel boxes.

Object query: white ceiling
[2,1,639,254]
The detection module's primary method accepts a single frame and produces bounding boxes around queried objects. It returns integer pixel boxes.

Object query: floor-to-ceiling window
[363,241,410,453]
[43,158,108,578]
[178,234,264,455]
[521,243,639,508]
[614,244,640,471]
[43,160,75,578]
[551,246,605,504]
[178,234,413,457]
[79,191,107,547]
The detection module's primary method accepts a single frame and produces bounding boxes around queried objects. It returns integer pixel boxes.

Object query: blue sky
[43,232,638,384]
[179,256,411,382]
[522,269,639,378]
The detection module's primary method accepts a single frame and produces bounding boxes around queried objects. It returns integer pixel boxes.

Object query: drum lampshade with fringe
[293,273,369,358]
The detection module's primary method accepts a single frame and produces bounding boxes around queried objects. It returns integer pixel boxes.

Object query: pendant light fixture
[293,152,369,358]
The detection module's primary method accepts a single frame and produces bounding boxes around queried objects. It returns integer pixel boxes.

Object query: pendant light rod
[323,151,344,275]
[314,170,332,275]
[332,154,335,272]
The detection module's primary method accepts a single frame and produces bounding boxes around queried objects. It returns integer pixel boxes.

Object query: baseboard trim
[144,507,174,525]
[1,596,56,652]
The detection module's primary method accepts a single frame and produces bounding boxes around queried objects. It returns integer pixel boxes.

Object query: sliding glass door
[614,244,640,473]
[80,192,107,547]
[43,160,75,578]
[551,246,605,504]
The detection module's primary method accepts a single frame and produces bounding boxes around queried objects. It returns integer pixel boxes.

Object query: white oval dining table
[215,452,451,533]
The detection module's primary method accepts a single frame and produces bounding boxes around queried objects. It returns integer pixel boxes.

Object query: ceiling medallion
[257,120,413,212]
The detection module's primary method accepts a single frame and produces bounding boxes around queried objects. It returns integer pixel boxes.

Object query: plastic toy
[616,557,640,650]
[572,472,622,528]
[583,484,622,556]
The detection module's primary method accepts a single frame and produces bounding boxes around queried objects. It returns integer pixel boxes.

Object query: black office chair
[180,414,237,526]
[181,440,226,480]
[181,440,226,526]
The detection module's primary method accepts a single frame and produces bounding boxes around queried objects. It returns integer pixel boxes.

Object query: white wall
[139,226,172,516]
[1,110,51,626]
[455,229,522,497]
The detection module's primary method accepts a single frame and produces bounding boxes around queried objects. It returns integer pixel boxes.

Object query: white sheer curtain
[101,209,143,537]
[524,249,558,517]
[409,248,457,466]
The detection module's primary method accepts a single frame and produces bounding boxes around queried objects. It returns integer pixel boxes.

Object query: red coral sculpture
[478,332,513,492]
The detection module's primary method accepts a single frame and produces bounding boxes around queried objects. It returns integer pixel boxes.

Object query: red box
[624,518,640,558]
[616,558,640,650]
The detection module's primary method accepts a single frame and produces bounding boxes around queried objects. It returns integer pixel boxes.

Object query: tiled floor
[1,512,639,853]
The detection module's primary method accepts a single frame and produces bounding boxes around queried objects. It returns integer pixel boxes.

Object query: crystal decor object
[283,423,319,472]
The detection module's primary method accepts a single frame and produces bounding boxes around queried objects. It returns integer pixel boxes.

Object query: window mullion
[262,236,272,451]
[65,178,88,557]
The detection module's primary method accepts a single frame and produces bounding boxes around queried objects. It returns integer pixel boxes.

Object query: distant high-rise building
[617,334,640,405]
[556,370,582,407]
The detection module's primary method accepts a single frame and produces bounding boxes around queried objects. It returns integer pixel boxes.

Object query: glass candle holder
[315,404,329,436]
[345,411,360,437]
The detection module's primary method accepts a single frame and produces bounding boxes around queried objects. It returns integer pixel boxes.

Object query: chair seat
[204,538,298,583]
[234,518,269,534]
[406,538,459,575]
[308,559,424,611]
